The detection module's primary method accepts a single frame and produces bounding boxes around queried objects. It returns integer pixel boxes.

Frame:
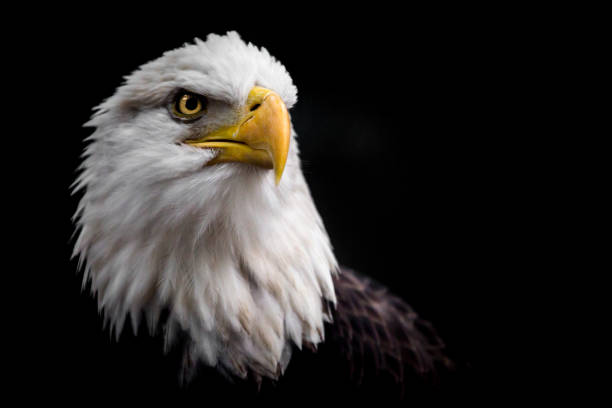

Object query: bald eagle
[72,31,450,395]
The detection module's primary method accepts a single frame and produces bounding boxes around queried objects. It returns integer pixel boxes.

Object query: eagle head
[73,32,338,380]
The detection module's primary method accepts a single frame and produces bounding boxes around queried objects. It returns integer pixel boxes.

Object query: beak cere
[185,86,291,185]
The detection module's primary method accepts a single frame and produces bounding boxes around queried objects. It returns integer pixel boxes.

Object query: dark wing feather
[327,267,452,391]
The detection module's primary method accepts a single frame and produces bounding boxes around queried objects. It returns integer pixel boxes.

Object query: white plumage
[73,32,338,380]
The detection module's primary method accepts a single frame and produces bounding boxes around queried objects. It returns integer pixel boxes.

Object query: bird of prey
[72,31,450,394]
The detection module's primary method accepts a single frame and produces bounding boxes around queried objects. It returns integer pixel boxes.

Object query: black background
[12,8,545,405]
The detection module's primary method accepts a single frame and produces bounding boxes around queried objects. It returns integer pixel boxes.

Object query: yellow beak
[185,86,291,185]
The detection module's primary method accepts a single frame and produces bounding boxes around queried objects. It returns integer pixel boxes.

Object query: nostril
[250,103,261,112]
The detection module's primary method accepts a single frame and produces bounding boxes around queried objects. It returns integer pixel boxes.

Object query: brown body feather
[327,267,452,391]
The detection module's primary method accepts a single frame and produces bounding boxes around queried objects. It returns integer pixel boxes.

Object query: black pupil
[185,95,198,111]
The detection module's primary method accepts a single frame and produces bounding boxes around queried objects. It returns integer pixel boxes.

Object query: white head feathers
[72,32,338,379]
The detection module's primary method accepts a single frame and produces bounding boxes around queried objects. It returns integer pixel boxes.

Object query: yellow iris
[172,92,206,119]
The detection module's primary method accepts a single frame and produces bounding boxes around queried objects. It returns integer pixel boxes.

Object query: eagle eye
[171,91,207,120]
